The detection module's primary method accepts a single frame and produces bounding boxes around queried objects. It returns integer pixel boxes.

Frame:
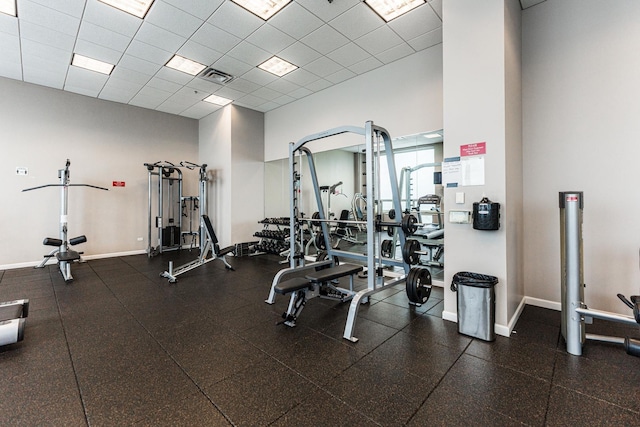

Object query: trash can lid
[452,271,498,288]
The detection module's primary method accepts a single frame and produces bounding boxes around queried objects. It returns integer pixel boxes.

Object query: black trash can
[451,272,499,341]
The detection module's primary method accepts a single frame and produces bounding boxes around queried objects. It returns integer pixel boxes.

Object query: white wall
[264,46,444,162]
[522,0,640,313]
[1,78,198,268]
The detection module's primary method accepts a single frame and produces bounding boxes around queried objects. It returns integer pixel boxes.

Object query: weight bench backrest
[202,215,234,256]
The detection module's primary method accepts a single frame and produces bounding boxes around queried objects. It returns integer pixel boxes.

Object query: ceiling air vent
[197,68,235,84]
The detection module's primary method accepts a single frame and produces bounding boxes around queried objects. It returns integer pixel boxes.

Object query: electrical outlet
[137,237,143,241]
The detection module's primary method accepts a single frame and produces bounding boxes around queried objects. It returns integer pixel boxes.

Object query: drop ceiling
[0,0,443,119]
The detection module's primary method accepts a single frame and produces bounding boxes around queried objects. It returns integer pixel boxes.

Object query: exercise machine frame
[266,121,414,342]
[23,159,108,282]
[560,191,640,357]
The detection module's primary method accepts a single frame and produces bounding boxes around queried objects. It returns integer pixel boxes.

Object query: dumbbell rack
[253,218,291,258]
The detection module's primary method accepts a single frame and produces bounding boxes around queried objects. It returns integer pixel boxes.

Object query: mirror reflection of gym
[262,130,444,281]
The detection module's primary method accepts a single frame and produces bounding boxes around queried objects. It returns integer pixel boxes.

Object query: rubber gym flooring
[1,252,639,426]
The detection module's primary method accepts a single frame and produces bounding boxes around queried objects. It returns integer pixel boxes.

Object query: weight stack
[473,197,500,230]
[162,226,181,246]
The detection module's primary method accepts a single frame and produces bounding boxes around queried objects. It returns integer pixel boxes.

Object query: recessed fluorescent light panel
[71,54,114,75]
[365,0,426,22]
[231,0,292,20]
[0,0,16,16]
[204,94,233,106]
[165,55,207,76]
[98,0,155,19]
[258,56,298,77]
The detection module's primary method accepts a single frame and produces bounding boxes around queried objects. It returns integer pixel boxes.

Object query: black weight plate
[414,267,432,303]
[405,267,419,303]
[401,214,418,236]
[315,233,326,250]
[387,226,394,237]
[388,209,396,220]
[380,239,393,258]
[402,239,421,265]
[311,212,321,227]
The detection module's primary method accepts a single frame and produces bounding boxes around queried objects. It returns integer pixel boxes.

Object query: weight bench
[0,299,29,347]
[39,235,88,282]
[275,263,363,327]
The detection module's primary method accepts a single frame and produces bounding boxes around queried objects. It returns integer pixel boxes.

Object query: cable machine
[22,159,108,282]
[144,161,183,256]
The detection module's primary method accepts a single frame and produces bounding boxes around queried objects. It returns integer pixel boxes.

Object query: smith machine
[266,121,434,342]
[23,159,108,282]
[560,191,640,357]
[143,161,235,283]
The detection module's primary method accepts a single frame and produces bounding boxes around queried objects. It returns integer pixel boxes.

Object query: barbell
[307,212,424,236]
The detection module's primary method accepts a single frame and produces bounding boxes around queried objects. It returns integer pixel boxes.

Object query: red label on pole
[460,142,486,157]
[112,181,125,187]
[566,195,578,202]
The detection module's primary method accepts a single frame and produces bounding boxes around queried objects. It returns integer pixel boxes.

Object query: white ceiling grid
[1,0,444,119]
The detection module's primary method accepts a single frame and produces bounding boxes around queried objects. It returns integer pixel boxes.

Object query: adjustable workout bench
[270,263,363,327]
[0,299,29,347]
[161,215,235,283]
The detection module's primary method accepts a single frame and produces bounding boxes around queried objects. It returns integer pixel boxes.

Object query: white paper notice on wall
[461,156,485,186]
[442,157,461,187]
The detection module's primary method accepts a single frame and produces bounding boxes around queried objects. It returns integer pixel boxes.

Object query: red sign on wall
[112,181,126,187]
[460,142,486,157]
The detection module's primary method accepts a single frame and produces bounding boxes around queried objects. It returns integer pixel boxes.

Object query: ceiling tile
[146,76,183,93]
[388,2,441,42]
[27,0,85,18]
[211,55,254,77]
[20,21,76,51]
[191,22,241,54]
[186,77,223,93]
[304,56,343,77]
[0,13,19,36]
[18,0,81,37]
[225,78,262,94]
[75,39,123,64]
[0,62,22,80]
[99,88,136,104]
[241,68,278,86]
[83,0,142,38]
[289,87,312,99]
[295,0,360,23]
[325,68,356,84]
[355,25,404,56]
[348,56,383,75]
[102,76,144,93]
[227,41,271,67]
[272,94,295,105]
[282,68,320,86]
[110,66,151,85]
[235,94,268,108]
[161,0,225,20]
[154,67,194,85]
[21,38,72,64]
[268,2,323,40]
[278,42,322,67]
[246,24,295,55]
[78,21,132,53]
[520,0,546,10]
[376,42,415,64]
[156,101,190,115]
[329,2,383,40]
[180,102,221,119]
[135,22,187,53]
[0,32,20,56]
[213,86,247,101]
[177,41,223,67]
[125,40,173,65]
[252,86,283,102]
[174,85,207,102]
[304,78,332,92]
[265,78,300,95]
[207,1,263,39]
[129,95,164,110]
[145,1,204,39]
[407,27,442,51]
[23,66,65,89]
[327,42,372,68]
[135,85,173,102]
[300,24,349,55]
[117,54,162,76]
[429,0,442,20]
[65,65,109,96]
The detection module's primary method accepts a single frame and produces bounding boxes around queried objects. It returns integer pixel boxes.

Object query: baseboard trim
[0,250,147,271]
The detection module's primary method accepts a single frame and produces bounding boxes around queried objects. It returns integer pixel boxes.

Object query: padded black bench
[305,263,363,284]
[57,251,81,262]
[273,277,311,295]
